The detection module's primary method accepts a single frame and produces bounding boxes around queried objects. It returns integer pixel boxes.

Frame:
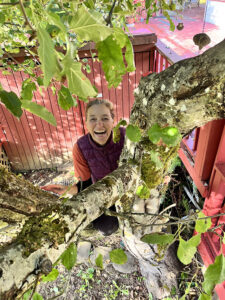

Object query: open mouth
[94,131,106,135]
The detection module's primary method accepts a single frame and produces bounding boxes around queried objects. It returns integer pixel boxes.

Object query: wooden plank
[3,73,32,170]
[0,105,23,170]
[115,81,123,122]
[135,52,143,87]
[17,71,44,169]
[122,72,129,121]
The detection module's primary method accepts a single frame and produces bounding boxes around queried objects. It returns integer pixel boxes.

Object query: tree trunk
[0,39,225,299]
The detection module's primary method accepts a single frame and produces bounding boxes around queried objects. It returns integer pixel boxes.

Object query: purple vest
[77,127,125,183]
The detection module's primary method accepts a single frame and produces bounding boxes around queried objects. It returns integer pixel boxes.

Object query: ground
[21,163,207,300]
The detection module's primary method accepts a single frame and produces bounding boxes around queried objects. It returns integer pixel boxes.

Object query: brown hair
[85,99,115,120]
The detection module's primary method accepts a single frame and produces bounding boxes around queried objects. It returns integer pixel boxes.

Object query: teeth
[95,131,106,134]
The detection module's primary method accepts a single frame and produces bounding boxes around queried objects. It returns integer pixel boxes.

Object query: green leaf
[0,90,22,118]
[0,12,5,24]
[32,293,44,300]
[109,249,127,265]
[195,211,212,233]
[37,77,44,86]
[113,28,135,73]
[198,293,212,300]
[21,79,36,101]
[150,150,163,169]
[22,289,32,300]
[95,254,103,269]
[141,233,174,245]
[60,243,77,271]
[47,12,67,34]
[161,126,181,146]
[177,234,201,265]
[126,124,141,142]
[148,124,162,144]
[97,34,126,88]
[70,7,112,43]
[136,185,150,199]
[203,254,225,295]
[42,268,59,282]
[113,119,127,143]
[58,85,77,110]
[37,25,59,86]
[148,124,181,146]
[21,100,57,126]
[62,53,97,99]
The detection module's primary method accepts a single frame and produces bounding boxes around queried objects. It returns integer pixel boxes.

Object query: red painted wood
[122,73,130,121]
[0,42,161,170]
[195,120,225,181]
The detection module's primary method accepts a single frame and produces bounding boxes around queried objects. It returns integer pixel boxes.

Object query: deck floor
[128,5,224,61]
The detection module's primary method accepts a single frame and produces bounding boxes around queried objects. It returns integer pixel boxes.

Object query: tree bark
[0,39,225,299]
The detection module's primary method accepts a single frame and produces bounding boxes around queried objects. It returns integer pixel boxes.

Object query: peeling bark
[0,39,225,299]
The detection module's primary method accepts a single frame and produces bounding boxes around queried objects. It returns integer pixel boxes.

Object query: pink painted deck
[128,5,224,62]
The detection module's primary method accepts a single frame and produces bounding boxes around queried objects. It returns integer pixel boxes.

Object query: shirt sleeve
[73,143,91,181]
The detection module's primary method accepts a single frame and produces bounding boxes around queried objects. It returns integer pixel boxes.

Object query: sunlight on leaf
[95,254,103,269]
[21,100,57,126]
[141,233,174,245]
[109,249,127,265]
[42,268,59,282]
[177,234,201,265]
[60,243,77,271]
[136,185,150,199]
[126,124,141,142]
[195,211,212,233]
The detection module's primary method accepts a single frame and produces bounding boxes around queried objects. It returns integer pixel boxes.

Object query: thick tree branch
[0,40,225,299]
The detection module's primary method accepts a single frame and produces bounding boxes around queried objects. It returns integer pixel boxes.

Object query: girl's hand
[40,184,65,195]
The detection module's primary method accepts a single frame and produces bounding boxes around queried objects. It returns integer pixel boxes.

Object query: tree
[0,0,225,299]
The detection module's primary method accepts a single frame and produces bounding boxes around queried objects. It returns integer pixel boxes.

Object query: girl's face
[86,104,114,145]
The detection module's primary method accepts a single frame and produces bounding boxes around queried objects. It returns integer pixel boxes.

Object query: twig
[105,0,117,27]
[19,0,35,32]
[28,273,41,300]
[159,203,176,215]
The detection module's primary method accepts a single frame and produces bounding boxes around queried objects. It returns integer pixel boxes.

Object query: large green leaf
[109,249,127,265]
[97,34,126,88]
[0,90,22,118]
[21,100,57,126]
[21,79,36,101]
[203,254,225,295]
[37,25,59,87]
[177,234,201,265]
[141,233,174,245]
[195,211,212,233]
[113,28,135,73]
[60,243,77,271]
[62,52,97,99]
[126,124,141,142]
[58,85,77,110]
[70,6,112,42]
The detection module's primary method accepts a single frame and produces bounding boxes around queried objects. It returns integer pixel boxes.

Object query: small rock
[76,241,92,264]
[89,246,112,268]
[112,252,138,274]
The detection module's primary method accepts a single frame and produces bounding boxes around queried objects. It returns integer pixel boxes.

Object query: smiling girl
[42,99,125,235]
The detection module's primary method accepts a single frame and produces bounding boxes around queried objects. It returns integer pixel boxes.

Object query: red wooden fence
[0,34,174,171]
